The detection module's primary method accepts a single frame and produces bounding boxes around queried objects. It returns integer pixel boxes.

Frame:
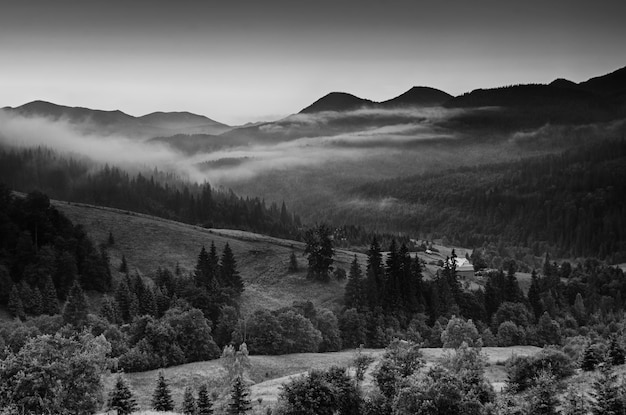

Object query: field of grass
[54,200,364,315]
[100,346,540,413]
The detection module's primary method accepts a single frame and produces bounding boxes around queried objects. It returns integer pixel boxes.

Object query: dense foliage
[0,188,111,309]
[356,139,626,261]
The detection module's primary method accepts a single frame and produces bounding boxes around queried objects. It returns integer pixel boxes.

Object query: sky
[1,0,625,125]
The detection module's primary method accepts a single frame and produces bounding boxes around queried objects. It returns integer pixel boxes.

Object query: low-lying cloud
[0,107,460,185]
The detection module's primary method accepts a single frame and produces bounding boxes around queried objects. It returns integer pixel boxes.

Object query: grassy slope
[54,200,364,315]
[101,346,540,413]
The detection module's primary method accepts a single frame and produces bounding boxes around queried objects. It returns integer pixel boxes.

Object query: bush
[505,348,574,392]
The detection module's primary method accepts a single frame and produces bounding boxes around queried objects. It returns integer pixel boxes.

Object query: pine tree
[582,344,604,371]
[344,255,364,310]
[181,385,197,415]
[31,287,43,316]
[529,371,559,415]
[42,275,60,315]
[139,286,158,317]
[152,371,174,411]
[7,284,25,320]
[365,236,383,309]
[561,384,590,415]
[119,255,128,273]
[221,243,243,293]
[63,280,88,328]
[607,335,625,366]
[527,269,542,319]
[108,375,138,415]
[228,376,251,415]
[194,245,212,288]
[108,231,115,246]
[288,251,299,272]
[100,295,121,324]
[208,242,220,285]
[115,278,133,323]
[197,384,214,415]
[19,280,35,315]
[592,366,624,415]
[384,239,401,312]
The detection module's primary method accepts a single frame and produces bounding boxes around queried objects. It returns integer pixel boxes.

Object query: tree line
[0,147,302,239]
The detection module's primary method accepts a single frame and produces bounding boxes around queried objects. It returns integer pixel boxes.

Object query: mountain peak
[299,92,374,114]
[381,86,452,107]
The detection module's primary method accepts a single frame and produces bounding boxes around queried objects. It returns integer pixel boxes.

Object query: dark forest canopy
[355,138,626,262]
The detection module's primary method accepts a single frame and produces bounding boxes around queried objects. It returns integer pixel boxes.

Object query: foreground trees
[0,333,110,414]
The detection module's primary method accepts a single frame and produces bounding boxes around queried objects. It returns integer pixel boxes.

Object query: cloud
[0,110,206,181]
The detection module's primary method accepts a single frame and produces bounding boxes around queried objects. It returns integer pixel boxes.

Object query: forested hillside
[0,147,301,239]
[356,138,626,262]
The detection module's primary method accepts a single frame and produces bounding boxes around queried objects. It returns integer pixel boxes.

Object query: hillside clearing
[105,346,540,412]
[53,200,363,315]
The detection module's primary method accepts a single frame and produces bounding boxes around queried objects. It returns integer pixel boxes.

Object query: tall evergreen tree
[530,371,559,415]
[592,367,624,415]
[221,243,243,293]
[527,269,542,319]
[384,239,401,311]
[152,372,174,411]
[19,280,35,315]
[108,375,138,415]
[303,224,335,282]
[344,255,364,310]
[288,251,299,272]
[181,385,197,415]
[31,287,43,316]
[197,384,214,415]
[607,336,625,366]
[42,274,60,315]
[119,254,128,273]
[62,281,88,328]
[194,246,212,288]
[228,376,251,415]
[100,295,121,324]
[115,278,133,323]
[7,284,25,320]
[365,236,383,309]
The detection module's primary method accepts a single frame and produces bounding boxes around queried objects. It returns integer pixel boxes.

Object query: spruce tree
[63,280,88,328]
[19,280,35,315]
[529,371,559,415]
[100,295,121,324]
[288,251,299,272]
[7,284,25,320]
[344,255,364,310]
[152,371,174,411]
[31,287,43,316]
[208,242,220,285]
[181,385,197,415]
[108,375,138,415]
[527,269,542,319]
[592,366,624,415]
[607,335,625,366]
[119,255,128,273]
[365,236,383,309]
[42,275,60,315]
[108,231,115,246]
[195,245,211,287]
[228,376,251,415]
[197,384,214,415]
[221,243,243,293]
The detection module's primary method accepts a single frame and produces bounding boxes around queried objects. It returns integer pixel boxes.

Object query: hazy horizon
[1,0,625,124]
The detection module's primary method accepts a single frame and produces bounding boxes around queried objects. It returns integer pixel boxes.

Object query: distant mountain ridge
[2,100,231,136]
[299,87,452,113]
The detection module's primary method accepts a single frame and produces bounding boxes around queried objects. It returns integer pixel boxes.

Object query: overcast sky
[1,0,624,124]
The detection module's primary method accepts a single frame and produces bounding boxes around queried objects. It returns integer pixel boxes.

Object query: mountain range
[2,65,625,151]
